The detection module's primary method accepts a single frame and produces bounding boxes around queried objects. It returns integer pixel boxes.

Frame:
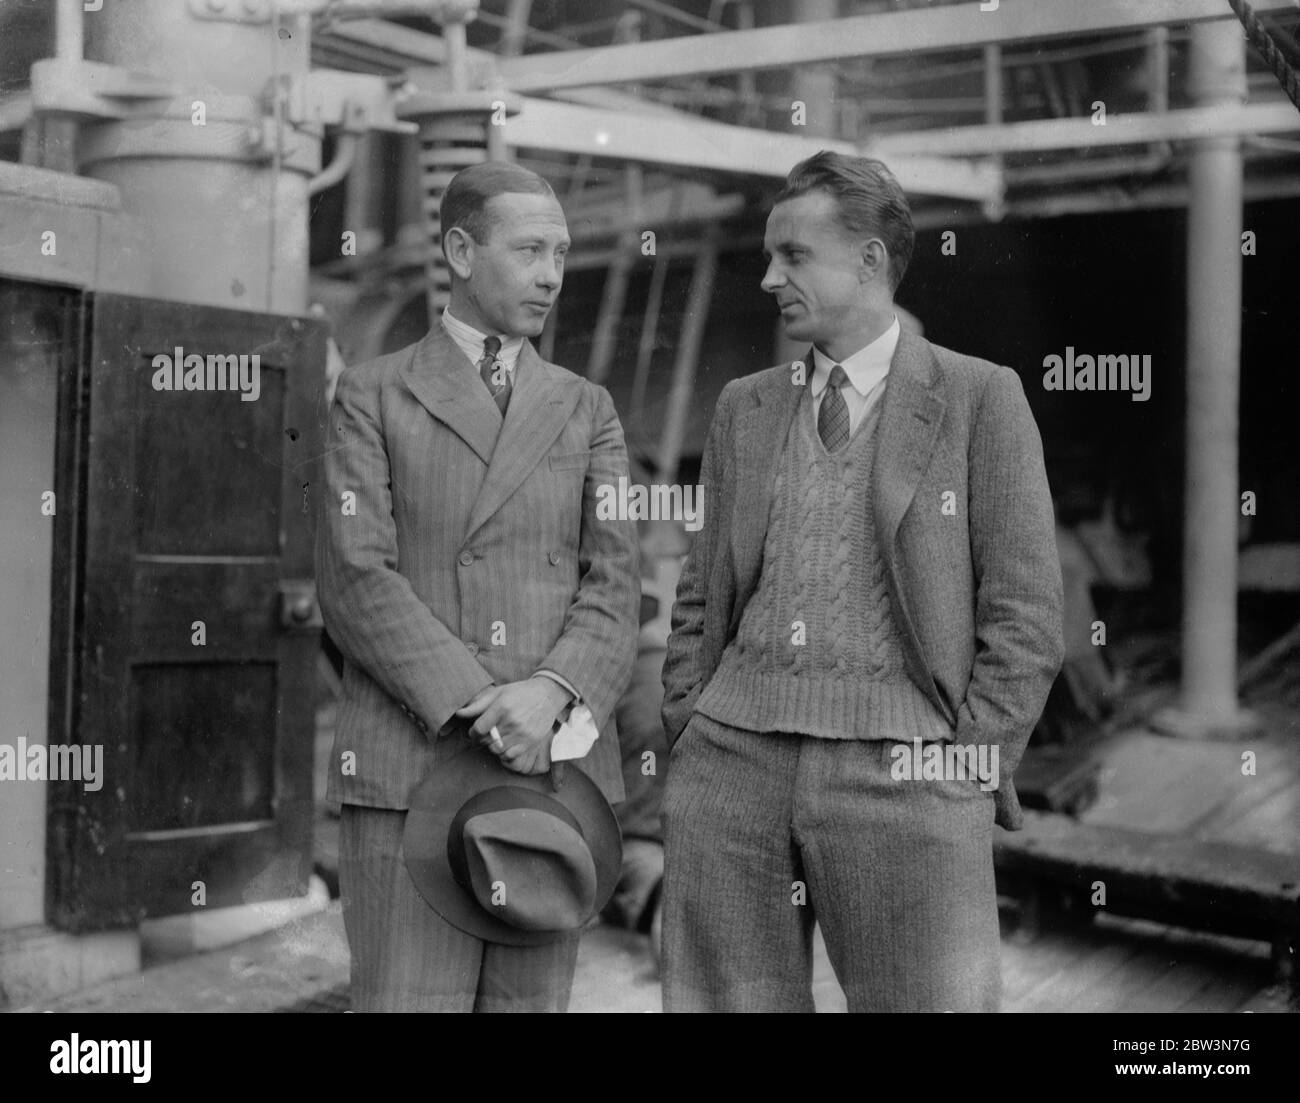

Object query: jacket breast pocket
[549,451,591,472]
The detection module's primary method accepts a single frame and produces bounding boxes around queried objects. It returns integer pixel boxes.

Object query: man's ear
[443,226,475,280]
[859,237,889,286]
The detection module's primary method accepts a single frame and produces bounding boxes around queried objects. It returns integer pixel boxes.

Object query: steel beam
[872,102,1300,157]
[320,19,680,115]
[493,0,1298,92]
[505,97,999,201]
[565,184,746,242]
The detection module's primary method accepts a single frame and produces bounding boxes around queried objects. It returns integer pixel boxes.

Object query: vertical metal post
[345,133,381,258]
[55,0,84,61]
[35,0,87,173]
[1147,26,1170,114]
[658,236,718,484]
[790,0,837,134]
[630,239,671,426]
[500,0,534,57]
[586,166,643,385]
[982,43,1004,221]
[1169,20,1253,738]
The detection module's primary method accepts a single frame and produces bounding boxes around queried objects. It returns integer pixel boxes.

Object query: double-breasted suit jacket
[661,329,1065,830]
[317,323,640,809]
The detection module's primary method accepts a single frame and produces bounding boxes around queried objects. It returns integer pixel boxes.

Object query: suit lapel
[398,323,502,466]
[873,330,947,553]
[465,341,580,539]
[872,330,948,700]
[730,362,805,602]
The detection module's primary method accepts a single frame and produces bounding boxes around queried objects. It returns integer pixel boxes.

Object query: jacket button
[466,642,479,656]
[548,551,560,565]
[458,551,474,566]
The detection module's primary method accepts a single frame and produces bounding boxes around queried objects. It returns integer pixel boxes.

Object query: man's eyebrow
[510,234,570,247]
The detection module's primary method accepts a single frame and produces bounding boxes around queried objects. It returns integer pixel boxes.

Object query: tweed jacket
[317,322,640,808]
[661,330,1064,830]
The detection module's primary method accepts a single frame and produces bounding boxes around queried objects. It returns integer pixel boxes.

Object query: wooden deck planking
[1206,782,1300,855]
[1183,758,1297,841]
[1001,927,1108,1007]
[1170,965,1272,1013]
[1012,940,1142,1013]
[1081,733,1255,835]
[1234,983,1295,1014]
[1104,923,1274,1012]
[997,911,1283,1014]
[1109,956,1232,1013]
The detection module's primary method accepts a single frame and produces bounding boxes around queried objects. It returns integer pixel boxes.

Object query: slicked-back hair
[439,162,557,247]
[774,151,914,293]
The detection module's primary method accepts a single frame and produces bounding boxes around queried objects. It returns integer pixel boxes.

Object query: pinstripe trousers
[339,805,580,1012]
[661,712,1001,1013]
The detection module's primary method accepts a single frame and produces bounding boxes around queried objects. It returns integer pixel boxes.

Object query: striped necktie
[477,335,510,414]
[818,364,851,452]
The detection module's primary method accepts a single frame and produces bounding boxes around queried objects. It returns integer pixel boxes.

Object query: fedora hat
[403,742,622,946]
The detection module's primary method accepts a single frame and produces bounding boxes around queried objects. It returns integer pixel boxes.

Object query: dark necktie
[477,335,511,414]
[818,364,851,452]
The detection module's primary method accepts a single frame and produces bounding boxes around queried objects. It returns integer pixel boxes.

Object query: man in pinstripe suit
[317,162,639,1012]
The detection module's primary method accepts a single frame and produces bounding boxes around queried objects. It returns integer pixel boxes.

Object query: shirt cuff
[533,669,580,704]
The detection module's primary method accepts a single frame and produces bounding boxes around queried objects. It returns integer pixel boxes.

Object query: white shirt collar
[811,314,901,397]
[441,307,525,373]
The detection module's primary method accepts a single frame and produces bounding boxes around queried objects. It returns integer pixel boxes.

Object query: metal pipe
[791,0,837,139]
[657,237,717,484]
[1010,155,1169,186]
[982,43,1003,220]
[871,101,1296,157]
[499,0,534,57]
[493,0,1292,93]
[733,2,762,127]
[1178,19,1247,730]
[585,241,635,385]
[443,21,469,93]
[1016,25,1174,186]
[585,166,642,384]
[45,0,86,173]
[629,244,670,425]
[504,95,997,202]
[563,236,751,273]
[343,133,380,251]
[968,174,1300,221]
[308,133,359,195]
[1148,25,1170,113]
[56,0,84,61]
[630,0,725,34]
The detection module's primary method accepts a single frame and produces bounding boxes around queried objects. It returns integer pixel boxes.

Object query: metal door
[47,292,325,929]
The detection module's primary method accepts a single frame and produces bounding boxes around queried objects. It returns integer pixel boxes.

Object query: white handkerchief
[550,703,599,762]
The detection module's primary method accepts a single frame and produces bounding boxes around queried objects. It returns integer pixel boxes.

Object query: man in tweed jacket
[660,152,1064,1012]
[317,163,639,1012]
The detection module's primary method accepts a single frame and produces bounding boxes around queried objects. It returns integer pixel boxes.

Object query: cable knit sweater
[696,390,952,740]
